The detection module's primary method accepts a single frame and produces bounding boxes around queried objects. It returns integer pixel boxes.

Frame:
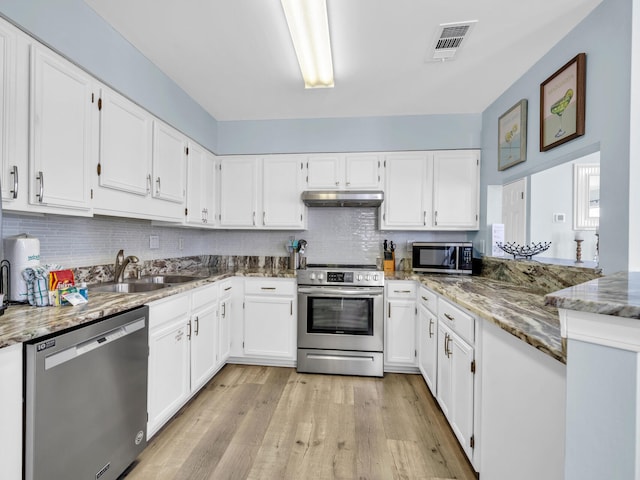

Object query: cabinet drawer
[148,292,190,329]
[191,283,218,310]
[244,278,295,296]
[438,298,474,344]
[418,286,437,314]
[386,281,417,299]
[218,278,233,296]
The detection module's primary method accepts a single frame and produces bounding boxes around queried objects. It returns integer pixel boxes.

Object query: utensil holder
[289,251,299,270]
[383,253,395,274]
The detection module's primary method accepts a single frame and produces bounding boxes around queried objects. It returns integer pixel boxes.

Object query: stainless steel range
[297,264,384,377]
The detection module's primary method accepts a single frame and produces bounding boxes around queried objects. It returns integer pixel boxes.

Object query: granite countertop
[388,271,565,363]
[545,271,640,318]
[0,267,295,349]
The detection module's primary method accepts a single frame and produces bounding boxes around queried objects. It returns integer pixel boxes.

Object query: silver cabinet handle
[263,211,266,225]
[224,286,232,291]
[253,211,256,226]
[429,318,434,338]
[447,335,453,358]
[36,171,44,203]
[194,316,199,336]
[434,210,438,226]
[423,211,427,226]
[421,296,429,302]
[146,174,152,194]
[444,313,454,321]
[394,290,412,294]
[156,177,161,194]
[335,181,340,186]
[222,302,226,318]
[187,320,192,340]
[261,287,276,290]
[10,165,18,199]
[290,300,293,315]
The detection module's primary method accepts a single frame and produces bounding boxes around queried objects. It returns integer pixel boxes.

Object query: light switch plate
[149,235,160,249]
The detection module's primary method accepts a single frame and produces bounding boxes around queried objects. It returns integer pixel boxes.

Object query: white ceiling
[84,0,602,122]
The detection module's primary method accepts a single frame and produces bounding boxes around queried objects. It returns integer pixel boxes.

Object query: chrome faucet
[114,249,139,283]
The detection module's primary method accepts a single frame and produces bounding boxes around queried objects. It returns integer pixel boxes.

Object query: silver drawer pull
[224,286,232,291]
[421,296,429,302]
[10,165,18,199]
[261,287,276,290]
[444,313,455,321]
[394,290,412,294]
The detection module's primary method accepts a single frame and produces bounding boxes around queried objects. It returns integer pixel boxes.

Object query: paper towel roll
[4,234,41,302]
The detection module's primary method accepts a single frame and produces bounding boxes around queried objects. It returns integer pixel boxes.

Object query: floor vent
[427,20,477,62]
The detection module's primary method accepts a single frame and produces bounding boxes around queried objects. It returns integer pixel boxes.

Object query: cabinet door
[262,156,304,228]
[436,322,452,418]
[385,298,417,367]
[382,153,430,229]
[244,295,295,359]
[148,318,190,438]
[432,150,480,230]
[190,302,218,392]
[29,45,95,211]
[218,295,232,365]
[153,120,186,204]
[0,343,22,480]
[98,87,152,196]
[449,330,475,459]
[219,157,258,227]
[185,142,216,226]
[418,303,438,393]
[306,154,342,189]
[345,154,380,189]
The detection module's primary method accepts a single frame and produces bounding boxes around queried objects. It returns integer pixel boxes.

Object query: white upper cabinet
[262,155,305,228]
[219,155,306,230]
[218,156,258,227]
[29,44,96,214]
[306,153,381,190]
[432,150,480,230]
[98,86,152,196]
[381,152,431,229]
[152,120,186,204]
[185,141,216,227]
[381,150,480,231]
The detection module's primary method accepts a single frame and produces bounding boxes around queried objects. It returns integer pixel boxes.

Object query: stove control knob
[357,274,363,281]
[309,272,316,280]
[317,273,324,281]
[372,274,379,281]
[365,274,371,281]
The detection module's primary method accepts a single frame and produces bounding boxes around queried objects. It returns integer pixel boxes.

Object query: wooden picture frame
[540,53,586,151]
[498,99,527,171]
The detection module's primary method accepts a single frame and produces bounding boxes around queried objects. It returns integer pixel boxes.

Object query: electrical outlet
[149,235,160,249]
[178,237,184,251]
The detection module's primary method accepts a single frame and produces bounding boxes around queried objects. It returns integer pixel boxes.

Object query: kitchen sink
[133,274,205,284]
[89,282,168,294]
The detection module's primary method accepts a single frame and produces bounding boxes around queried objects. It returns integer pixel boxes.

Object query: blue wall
[0,0,219,153]
[218,114,482,154]
[476,0,632,273]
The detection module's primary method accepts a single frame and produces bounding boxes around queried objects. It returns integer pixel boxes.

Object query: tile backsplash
[2,209,467,268]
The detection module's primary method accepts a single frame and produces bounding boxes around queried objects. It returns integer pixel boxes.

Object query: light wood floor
[124,364,477,480]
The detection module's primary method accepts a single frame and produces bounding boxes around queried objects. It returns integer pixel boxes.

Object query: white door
[262,156,304,228]
[306,154,342,189]
[147,318,190,438]
[190,302,218,392]
[0,21,20,205]
[432,151,480,229]
[385,299,417,367]
[218,295,232,365]
[382,153,429,228]
[436,322,453,418]
[98,87,152,196]
[502,177,527,244]
[152,120,186,204]
[244,295,295,359]
[219,157,258,227]
[29,45,95,211]
[449,330,475,460]
[185,143,216,226]
[418,304,438,393]
[345,154,380,189]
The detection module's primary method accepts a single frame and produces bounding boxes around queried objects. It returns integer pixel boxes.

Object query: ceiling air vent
[427,20,477,62]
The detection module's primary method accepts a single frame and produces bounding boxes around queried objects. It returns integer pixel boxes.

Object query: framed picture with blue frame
[498,99,527,171]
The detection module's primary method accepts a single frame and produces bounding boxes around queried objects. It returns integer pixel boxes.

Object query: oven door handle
[297,287,383,297]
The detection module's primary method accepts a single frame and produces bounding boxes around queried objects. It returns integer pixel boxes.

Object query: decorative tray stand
[495,242,552,260]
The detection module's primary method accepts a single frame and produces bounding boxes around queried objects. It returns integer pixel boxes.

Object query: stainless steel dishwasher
[24,305,149,480]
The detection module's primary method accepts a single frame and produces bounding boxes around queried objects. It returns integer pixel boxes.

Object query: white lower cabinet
[0,343,23,480]
[147,283,224,439]
[436,297,476,463]
[242,278,296,364]
[218,278,233,364]
[384,281,418,372]
[418,287,438,392]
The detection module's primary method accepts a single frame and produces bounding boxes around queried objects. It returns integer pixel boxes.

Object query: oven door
[297,286,383,352]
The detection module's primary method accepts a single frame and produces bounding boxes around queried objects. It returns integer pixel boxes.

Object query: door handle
[187,320,192,340]
[194,316,199,336]
[156,177,161,194]
[222,302,226,318]
[423,211,427,226]
[10,165,18,199]
[444,313,454,321]
[429,318,434,338]
[36,171,44,203]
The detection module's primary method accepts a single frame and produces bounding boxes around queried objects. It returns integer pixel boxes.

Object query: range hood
[301,190,384,207]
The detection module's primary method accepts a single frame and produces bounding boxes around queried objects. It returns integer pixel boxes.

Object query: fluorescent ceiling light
[281,0,334,88]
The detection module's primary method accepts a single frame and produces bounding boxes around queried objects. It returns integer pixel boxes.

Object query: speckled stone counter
[545,271,640,318]
[388,270,566,362]
[0,264,295,349]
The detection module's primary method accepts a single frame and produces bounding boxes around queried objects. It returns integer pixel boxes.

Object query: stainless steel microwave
[411,242,473,274]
